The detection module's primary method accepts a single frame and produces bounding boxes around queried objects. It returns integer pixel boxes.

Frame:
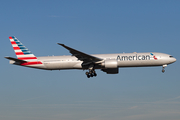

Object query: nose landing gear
[162,64,167,73]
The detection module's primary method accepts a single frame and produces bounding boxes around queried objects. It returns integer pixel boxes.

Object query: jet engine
[102,59,118,68]
[101,60,119,74]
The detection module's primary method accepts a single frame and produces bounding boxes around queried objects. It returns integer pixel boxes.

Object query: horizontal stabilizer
[4,56,27,63]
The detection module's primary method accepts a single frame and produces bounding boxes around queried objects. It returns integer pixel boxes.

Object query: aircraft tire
[90,74,93,77]
[87,74,90,78]
[94,73,97,76]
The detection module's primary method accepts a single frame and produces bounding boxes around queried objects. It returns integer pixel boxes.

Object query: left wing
[57,43,103,64]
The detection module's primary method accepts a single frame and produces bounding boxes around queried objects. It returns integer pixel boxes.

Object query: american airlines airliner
[5,36,176,78]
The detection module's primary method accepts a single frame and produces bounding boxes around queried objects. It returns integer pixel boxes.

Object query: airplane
[5,36,176,78]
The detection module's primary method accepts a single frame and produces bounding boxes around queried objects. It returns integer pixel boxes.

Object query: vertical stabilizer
[9,36,42,65]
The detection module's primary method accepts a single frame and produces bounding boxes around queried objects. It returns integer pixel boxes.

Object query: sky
[0,0,180,120]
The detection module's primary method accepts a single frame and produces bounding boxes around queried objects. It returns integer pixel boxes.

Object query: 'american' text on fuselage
[117,54,151,61]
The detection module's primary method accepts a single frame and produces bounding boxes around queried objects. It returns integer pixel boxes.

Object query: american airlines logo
[117,53,158,61]
[150,53,158,60]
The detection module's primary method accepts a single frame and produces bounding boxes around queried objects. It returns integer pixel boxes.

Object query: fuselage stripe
[20,61,42,65]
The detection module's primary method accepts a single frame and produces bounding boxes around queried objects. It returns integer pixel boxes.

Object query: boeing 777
[5,36,176,78]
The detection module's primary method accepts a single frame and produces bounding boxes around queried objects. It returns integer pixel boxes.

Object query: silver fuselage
[12,52,176,70]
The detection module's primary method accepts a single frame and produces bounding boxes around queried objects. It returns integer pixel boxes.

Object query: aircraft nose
[169,55,176,63]
[171,57,176,63]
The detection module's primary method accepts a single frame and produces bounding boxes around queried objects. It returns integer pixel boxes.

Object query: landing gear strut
[85,64,97,78]
[162,64,167,73]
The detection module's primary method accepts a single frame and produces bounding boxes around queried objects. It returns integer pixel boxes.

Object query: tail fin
[8,36,42,66]
[9,36,38,61]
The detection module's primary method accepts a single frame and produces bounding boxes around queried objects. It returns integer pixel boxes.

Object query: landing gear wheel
[85,72,89,75]
[87,74,90,78]
[85,70,97,78]
[90,73,94,77]
[94,73,97,76]
[85,64,97,78]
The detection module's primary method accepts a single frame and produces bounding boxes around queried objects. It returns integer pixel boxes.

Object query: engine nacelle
[102,59,118,68]
[101,68,119,74]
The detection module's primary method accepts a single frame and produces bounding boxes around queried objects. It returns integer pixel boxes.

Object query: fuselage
[15,52,176,70]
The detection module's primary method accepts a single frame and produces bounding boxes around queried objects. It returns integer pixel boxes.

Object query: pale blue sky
[1,0,180,120]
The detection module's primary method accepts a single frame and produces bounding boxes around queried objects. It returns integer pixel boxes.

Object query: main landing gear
[85,64,97,78]
[85,70,97,78]
[162,64,167,73]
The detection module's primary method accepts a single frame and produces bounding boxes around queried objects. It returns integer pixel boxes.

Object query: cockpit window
[169,56,173,58]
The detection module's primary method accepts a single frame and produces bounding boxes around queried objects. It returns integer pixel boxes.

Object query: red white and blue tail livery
[6,36,42,66]
[5,36,176,78]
